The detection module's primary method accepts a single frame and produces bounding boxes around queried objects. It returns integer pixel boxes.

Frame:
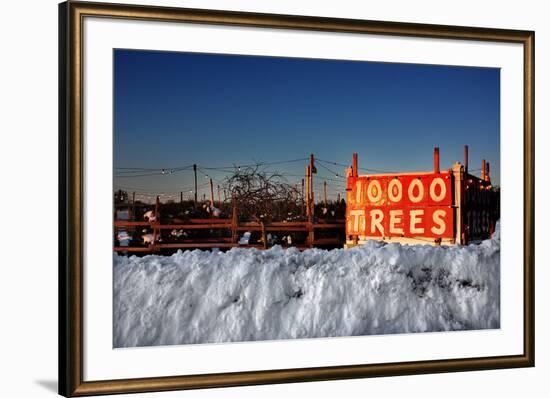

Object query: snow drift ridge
[114,224,500,347]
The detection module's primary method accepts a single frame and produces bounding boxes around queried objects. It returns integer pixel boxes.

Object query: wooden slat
[236,226,308,232]
[114,222,232,229]
[114,242,328,252]
[313,238,342,245]
[157,243,237,249]
[313,223,345,229]
[114,221,151,227]
[238,221,308,227]
[113,246,153,252]
[170,238,233,243]
[156,224,232,230]
[188,218,231,224]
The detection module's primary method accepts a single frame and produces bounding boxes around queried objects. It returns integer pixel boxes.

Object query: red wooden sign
[346,171,454,239]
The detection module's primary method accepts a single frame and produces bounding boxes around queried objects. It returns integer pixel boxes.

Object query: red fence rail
[114,208,345,253]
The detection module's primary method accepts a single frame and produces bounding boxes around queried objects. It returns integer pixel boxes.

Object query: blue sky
[114,49,500,202]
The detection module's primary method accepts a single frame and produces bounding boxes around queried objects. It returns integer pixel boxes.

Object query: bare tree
[223,165,301,247]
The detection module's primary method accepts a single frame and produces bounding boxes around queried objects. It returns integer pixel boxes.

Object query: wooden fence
[114,199,345,253]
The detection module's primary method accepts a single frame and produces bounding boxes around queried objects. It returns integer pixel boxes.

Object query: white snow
[117,231,131,247]
[238,232,251,245]
[116,210,131,246]
[114,223,500,348]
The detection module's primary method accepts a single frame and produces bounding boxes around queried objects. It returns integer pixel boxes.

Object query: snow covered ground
[114,224,500,348]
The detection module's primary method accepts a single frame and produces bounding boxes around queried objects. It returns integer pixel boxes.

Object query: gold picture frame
[59,1,535,396]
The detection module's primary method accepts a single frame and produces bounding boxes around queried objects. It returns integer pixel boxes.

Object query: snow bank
[114,224,500,347]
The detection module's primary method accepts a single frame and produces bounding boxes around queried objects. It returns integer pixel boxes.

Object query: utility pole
[305,166,310,217]
[193,164,198,208]
[301,178,305,216]
[324,181,327,207]
[217,185,221,205]
[209,178,215,207]
[351,153,358,246]
[309,154,315,213]
[464,144,469,174]
[308,154,315,248]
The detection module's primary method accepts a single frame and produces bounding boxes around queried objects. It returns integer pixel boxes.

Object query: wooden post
[351,153,359,246]
[152,195,160,250]
[217,185,221,205]
[481,159,486,181]
[193,164,198,208]
[324,181,327,207]
[131,191,135,220]
[308,217,315,248]
[301,178,305,216]
[261,221,268,249]
[309,154,315,212]
[308,155,315,248]
[305,166,310,217]
[337,192,341,203]
[155,195,160,220]
[464,145,469,174]
[452,163,465,245]
[231,198,238,244]
[209,178,214,208]
[434,147,440,173]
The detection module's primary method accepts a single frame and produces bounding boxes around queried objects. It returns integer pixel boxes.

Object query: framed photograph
[59,1,534,396]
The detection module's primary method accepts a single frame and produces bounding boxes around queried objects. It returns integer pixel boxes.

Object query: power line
[316,161,344,178]
[115,164,193,171]
[115,182,209,194]
[114,171,169,178]
[199,157,308,171]
[316,158,349,168]
[317,157,405,174]
[280,173,345,184]
[196,167,224,184]
[115,167,194,178]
